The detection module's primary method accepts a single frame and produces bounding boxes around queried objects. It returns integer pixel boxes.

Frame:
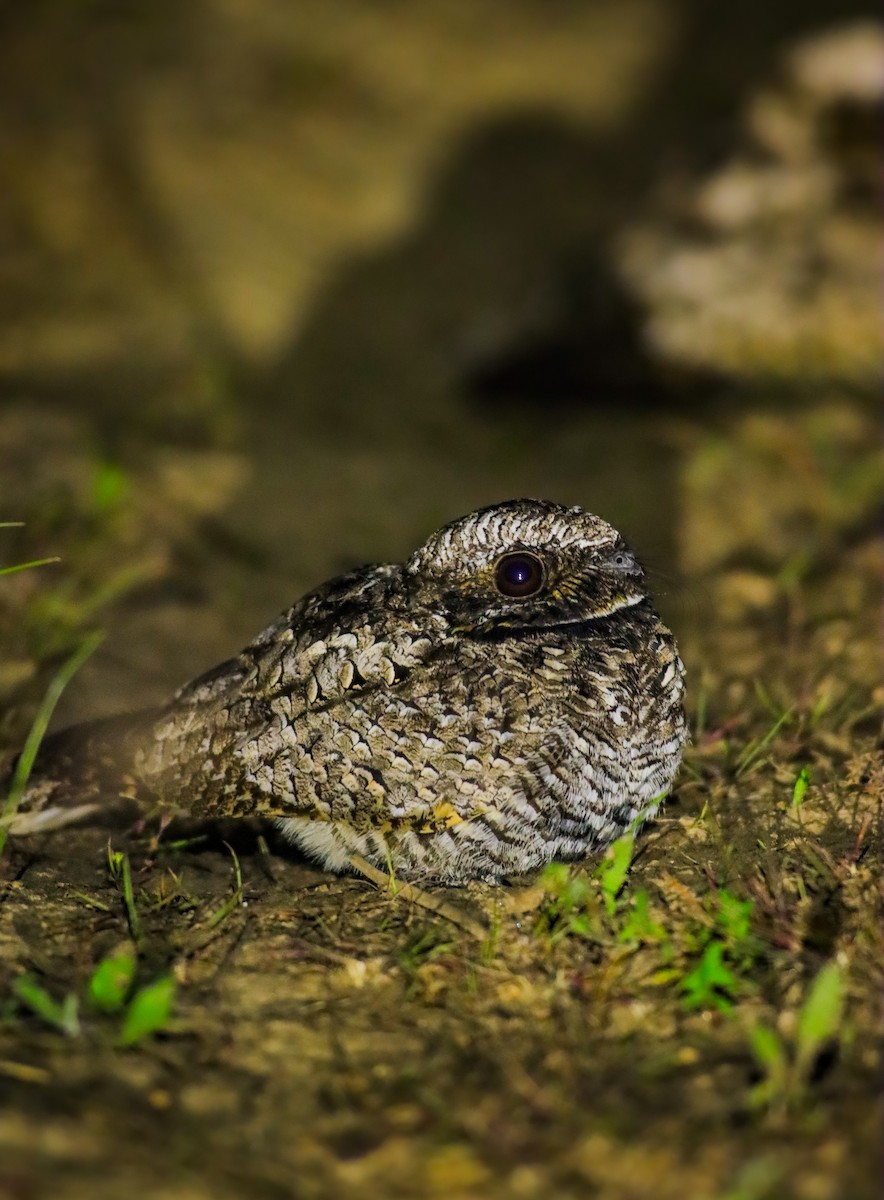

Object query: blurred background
[0,0,879,724]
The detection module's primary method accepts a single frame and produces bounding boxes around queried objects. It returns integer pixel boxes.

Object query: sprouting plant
[107,844,142,943]
[677,888,760,1013]
[715,888,755,947]
[12,975,80,1037]
[791,766,811,808]
[11,952,176,1047]
[680,941,741,1012]
[118,974,176,1046]
[537,803,666,944]
[89,951,138,1012]
[536,862,596,942]
[596,831,635,917]
[617,888,668,946]
[748,961,845,1114]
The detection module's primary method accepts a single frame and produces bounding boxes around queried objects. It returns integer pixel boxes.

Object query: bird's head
[405,499,648,637]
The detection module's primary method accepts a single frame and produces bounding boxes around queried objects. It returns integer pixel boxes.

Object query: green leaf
[91,461,129,513]
[749,1023,785,1070]
[13,975,80,1036]
[791,766,811,808]
[680,941,739,1011]
[119,975,176,1046]
[540,862,570,891]
[597,832,634,915]
[89,952,137,1014]
[796,962,844,1065]
[618,889,667,945]
[715,889,753,944]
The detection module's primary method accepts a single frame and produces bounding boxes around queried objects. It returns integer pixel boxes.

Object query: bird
[7,500,687,884]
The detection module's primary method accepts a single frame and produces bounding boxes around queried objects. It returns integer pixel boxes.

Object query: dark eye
[494,551,545,598]
[610,550,635,571]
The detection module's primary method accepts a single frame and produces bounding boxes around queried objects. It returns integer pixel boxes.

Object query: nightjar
[10,500,687,883]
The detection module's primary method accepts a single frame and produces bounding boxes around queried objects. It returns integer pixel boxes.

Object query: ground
[0,6,881,1200]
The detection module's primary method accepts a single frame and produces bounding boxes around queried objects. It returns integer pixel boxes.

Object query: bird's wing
[135,564,449,825]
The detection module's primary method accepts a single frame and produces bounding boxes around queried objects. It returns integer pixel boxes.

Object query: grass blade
[0,630,104,857]
[0,557,61,577]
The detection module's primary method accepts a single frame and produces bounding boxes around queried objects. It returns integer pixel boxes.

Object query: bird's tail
[1,710,161,836]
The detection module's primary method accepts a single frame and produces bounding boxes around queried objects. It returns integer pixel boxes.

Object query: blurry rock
[619,21,883,386]
[713,571,777,622]
[0,1,668,389]
[679,399,879,576]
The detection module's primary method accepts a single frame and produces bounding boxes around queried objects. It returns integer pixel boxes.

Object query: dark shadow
[464,245,724,410]
[261,0,875,426]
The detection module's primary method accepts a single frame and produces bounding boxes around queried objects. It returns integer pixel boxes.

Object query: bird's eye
[609,550,635,571]
[494,552,545,598]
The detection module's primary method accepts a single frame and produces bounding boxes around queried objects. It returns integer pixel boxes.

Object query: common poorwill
[10,500,687,883]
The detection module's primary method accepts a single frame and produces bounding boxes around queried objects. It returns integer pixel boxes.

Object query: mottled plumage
[11,500,687,882]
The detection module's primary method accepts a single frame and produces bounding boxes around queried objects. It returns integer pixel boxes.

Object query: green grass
[10,847,178,1046]
[0,630,104,856]
[748,961,846,1115]
[0,521,60,577]
[537,851,765,1017]
[107,845,143,943]
[11,957,177,1047]
[0,525,105,855]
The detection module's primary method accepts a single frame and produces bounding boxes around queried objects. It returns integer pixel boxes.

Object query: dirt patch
[1,391,880,1197]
